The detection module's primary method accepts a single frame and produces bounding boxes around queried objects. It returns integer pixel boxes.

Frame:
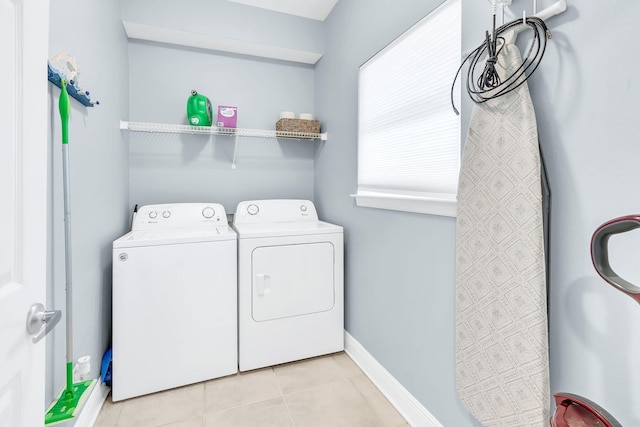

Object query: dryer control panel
[234,200,318,224]
[133,203,227,230]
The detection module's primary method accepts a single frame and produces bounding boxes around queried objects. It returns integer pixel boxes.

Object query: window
[354,0,461,217]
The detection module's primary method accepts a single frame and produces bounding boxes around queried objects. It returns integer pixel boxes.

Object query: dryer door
[252,242,335,321]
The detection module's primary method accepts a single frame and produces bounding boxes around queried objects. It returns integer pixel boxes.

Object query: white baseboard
[73,380,110,427]
[344,331,443,427]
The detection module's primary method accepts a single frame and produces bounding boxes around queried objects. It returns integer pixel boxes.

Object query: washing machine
[233,199,344,371]
[112,203,237,401]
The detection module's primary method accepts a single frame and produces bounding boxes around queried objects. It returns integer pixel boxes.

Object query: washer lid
[113,226,236,248]
[233,220,342,239]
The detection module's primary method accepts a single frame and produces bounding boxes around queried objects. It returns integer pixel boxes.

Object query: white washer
[233,199,344,371]
[112,203,237,401]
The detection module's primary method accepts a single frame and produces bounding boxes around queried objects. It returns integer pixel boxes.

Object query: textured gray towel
[455,43,550,426]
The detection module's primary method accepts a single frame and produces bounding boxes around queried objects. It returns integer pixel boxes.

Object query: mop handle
[59,80,74,393]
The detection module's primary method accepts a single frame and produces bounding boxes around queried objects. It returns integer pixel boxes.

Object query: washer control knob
[162,210,171,218]
[247,204,259,215]
[202,207,215,218]
[300,205,308,212]
[149,211,158,219]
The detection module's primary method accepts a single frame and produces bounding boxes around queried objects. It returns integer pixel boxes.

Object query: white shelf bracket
[231,134,239,169]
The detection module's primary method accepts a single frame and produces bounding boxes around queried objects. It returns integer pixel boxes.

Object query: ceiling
[226,0,340,21]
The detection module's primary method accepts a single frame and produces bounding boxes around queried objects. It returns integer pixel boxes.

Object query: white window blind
[355,0,461,217]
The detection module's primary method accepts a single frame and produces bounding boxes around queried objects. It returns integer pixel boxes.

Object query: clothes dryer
[233,199,344,371]
[112,203,237,401]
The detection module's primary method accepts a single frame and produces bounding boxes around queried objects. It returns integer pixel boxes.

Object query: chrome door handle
[26,303,62,343]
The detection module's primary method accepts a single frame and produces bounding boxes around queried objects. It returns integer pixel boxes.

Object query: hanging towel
[455,43,550,426]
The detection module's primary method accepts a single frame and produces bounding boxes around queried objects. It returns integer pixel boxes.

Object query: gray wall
[46,0,130,408]
[316,0,640,426]
[124,0,322,214]
[521,3,640,425]
[127,42,316,212]
[315,1,467,425]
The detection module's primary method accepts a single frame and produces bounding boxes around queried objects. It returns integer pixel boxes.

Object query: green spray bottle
[187,90,212,126]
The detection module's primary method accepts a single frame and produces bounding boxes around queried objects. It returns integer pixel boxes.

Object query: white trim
[73,380,110,427]
[351,193,457,217]
[122,21,323,65]
[344,331,444,427]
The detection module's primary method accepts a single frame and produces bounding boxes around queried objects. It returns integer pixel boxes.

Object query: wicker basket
[275,118,321,138]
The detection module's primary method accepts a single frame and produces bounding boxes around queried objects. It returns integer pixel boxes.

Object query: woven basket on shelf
[275,118,321,138]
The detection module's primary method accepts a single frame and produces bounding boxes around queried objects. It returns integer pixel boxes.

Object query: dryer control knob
[202,207,215,218]
[247,204,259,215]
[162,210,171,218]
[300,205,307,212]
[149,211,158,219]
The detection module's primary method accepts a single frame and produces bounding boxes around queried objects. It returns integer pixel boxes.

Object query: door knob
[26,303,62,343]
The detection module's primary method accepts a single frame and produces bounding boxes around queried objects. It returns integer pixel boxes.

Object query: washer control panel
[133,203,227,230]
[247,204,260,215]
[233,200,318,224]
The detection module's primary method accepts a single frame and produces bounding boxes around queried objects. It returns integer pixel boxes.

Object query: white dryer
[112,203,237,401]
[233,199,344,371]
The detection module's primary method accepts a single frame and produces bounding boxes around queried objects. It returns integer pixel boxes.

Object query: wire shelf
[120,121,327,141]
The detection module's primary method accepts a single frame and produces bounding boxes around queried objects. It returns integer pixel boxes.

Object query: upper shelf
[122,21,323,65]
[120,120,327,141]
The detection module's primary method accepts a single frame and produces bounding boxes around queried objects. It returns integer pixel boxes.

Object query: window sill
[351,191,457,217]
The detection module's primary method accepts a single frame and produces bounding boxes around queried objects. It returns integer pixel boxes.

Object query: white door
[0,0,50,426]
[252,242,336,321]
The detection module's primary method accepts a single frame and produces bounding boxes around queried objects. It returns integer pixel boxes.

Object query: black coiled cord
[451,16,551,115]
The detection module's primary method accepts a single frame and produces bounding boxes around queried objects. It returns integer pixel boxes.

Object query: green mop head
[44,377,96,425]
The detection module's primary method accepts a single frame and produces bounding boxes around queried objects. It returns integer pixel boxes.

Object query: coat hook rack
[47,61,99,107]
[462,0,567,58]
[503,0,567,45]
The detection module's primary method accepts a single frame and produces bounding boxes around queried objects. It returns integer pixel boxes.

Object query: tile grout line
[201,367,286,418]
[111,394,124,427]
[274,355,368,399]
[347,376,390,426]
[280,391,298,426]
[200,382,206,425]
[280,376,353,398]
[202,394,283,415]
[272,366,297,427]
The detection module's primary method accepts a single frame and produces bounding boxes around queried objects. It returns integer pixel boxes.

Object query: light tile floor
[94,352,408,427]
